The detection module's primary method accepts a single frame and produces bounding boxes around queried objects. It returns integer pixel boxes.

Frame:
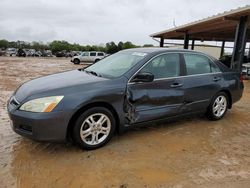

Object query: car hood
[14,70,107,102]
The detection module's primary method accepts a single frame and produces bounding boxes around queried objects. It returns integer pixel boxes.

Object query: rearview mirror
[131,72,154,83]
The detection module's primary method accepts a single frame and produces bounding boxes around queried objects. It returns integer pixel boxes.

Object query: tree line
[0,39,154,54]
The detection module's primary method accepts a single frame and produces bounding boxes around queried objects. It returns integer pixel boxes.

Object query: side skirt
[122,110,206,131]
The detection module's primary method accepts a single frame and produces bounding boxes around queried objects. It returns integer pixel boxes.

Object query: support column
[220,41,225,58]
[184,33,189,49]
[231,16,248,70]
[191,39,195,50]
[160,37,164,47]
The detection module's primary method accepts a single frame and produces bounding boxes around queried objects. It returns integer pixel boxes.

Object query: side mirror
[131,72,154,83]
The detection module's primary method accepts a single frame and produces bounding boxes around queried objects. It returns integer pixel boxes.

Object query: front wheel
[73,59,80,64]
[73,107,116,150]
[206,92,228,120]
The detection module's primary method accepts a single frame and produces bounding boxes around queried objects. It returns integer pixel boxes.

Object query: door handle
[213,77,221,82]
[170,83,183,88]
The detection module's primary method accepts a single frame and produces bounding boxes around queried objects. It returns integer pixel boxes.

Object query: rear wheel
[73,107,116,150]
[73,59,80,64]
[206,92,228,120]
[95,59,100,63]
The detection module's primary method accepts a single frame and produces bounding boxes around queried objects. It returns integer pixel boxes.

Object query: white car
[242,63,250,79]
[71,51,106,64]
[6,48,17,56]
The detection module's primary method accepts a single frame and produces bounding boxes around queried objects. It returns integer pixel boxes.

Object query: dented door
[125,78,185,124]
[124,53,185,124]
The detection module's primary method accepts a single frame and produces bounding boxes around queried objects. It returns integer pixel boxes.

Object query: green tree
[143,44,154,47]
[49,40,71,53]
[117,41,123,51]
[0,39,9,49]
[31,41,48,51]
[106,42,118,54]
[122,41,137,49]
[0,39,141,53]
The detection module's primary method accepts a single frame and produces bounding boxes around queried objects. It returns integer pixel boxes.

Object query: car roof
[123,47,198,54]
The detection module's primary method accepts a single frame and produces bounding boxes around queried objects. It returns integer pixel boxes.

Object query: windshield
[84,51,147,78]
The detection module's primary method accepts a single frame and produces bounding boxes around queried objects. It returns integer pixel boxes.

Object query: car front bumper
[8,101,70,143]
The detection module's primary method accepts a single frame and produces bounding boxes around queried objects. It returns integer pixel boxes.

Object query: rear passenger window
[141,53,180,79]
[184,54,212,75]
[90,52,96,56]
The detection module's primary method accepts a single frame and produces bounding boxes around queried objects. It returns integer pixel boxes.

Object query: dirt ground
[0,56,250,188]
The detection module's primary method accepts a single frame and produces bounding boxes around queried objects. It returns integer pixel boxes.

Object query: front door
[81,52,89,62]
[125,53,185,124]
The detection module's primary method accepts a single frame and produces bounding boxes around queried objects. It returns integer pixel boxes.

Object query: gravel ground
[0,56,250,188]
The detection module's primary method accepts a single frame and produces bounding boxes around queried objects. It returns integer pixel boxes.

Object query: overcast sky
[0,0,250,45]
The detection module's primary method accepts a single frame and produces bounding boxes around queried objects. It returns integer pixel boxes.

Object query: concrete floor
[0,56,250,188]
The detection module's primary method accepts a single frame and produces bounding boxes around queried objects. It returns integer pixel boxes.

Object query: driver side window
[82,52,89,56]
[140,53,180,79]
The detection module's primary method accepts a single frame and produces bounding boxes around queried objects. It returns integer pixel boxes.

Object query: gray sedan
[7,48,244,150]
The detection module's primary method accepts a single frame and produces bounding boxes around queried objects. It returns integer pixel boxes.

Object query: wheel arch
[219,89,232,109]
[73,58,80,63]
[95,58,100,63]
[66,102,120,141]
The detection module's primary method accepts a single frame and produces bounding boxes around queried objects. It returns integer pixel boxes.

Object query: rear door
[180,53,222,112]
[89,52,97,62]
[125,53,185,123]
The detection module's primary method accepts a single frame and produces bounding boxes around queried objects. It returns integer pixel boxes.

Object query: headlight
[19,96,64,112]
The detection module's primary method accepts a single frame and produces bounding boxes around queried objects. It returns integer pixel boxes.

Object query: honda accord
[7,48,244,150]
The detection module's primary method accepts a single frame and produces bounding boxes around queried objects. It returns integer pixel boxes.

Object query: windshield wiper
[84,70,102,77]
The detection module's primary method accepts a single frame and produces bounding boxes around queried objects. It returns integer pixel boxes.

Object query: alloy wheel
[212,95,227,118]
[80,113,111,145]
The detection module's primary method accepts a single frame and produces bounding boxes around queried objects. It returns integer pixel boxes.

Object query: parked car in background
[242,63,250,79]
[42,50,53,57]
[26,49,36,57]
[71,51,106,64]
[0,49,6,56]
[55,51,66,57]
[8,48,244,150]
[17,49,26,57]
[6,48,17,56]
[65,51,73,58]
[33,51,42,57]
[55,50,72,57]
[71,51,81,57]
[219,55,249,68]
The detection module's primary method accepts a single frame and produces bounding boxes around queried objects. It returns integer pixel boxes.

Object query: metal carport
[150,5,250,70]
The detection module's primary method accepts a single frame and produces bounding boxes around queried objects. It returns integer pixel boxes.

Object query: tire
[95,59,100,63]
[206,92,229,120]
[73,59,80,64]
[73,107,116,150]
